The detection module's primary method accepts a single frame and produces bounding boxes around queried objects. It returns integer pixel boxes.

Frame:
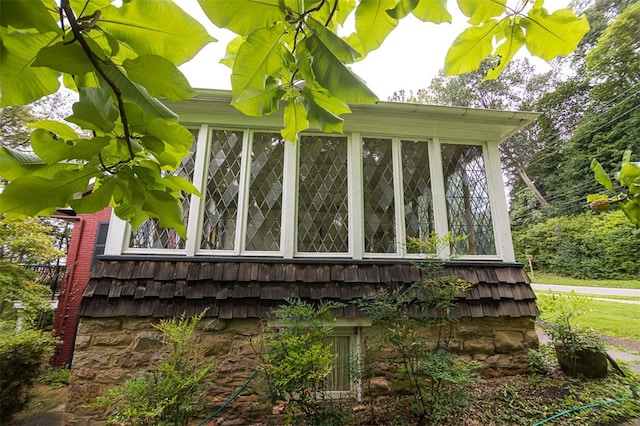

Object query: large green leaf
[219,36,244,68]
[32,41,95,75]
[0,167,100,216]
[67,86,119,133]
[68,176,117,213]
[522,7,590,61]
[232,83,284,116]
[282,97,309,143]
[354,0,399,53]
[68,136,112,161]
[0,28,60,106]
[443,19,500,76]
[197,0,283,36]
[300,87,351,134]
[30,129,73,165]
[619,200,640,226]
[142,190,187,239]
[161,176,201,198]
[590,159,613,191]
[306,18,361,63]
[102,62,178,122]
[231,23,287,98]
[302,35,378,104]
[99,0,215,65]
[412,0,451,23]
[28,120,80,141]
[457,0,506,25]
[0,147,76,180]
[0,0,61,34]
[484,20,525,80]
[387,0,419,20]
[123,55,197,101]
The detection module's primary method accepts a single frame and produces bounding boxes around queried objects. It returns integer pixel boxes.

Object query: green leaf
[143,190,187,239]
[162,176,201,198]
[0,28,60,106]
[101,62,178,122]
[32,41,95,75]
[457,0,506,25]
[282,97,309,143]
[302,35,378,104]
[590,159,613,191]
[300,86,351,134]
[0,146,75,181]
[354,0,399,53]
[522,7,590,61]
[387,0,419,19]
[619,200,640,226]
[197,0,283,36]
[68,176,117,213]
[484,21,525,80]
[0,167,100,216]
[306,18,361,63]
[586,194,608,203]
[412,0,451,23]
[620,163,640,188]
[68,136,111,161]
[444,20,500,76]
[220,36,244,68]
[0,0,61,34]
[67,87,119,133]
[99,0,216,65]
[123,55,197,101]
[28,120,79,141]
[30,129,73,165]
[231,23,287,98]
[232,82,284,116]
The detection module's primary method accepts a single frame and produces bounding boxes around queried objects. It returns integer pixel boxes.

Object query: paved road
[531,283,640,298]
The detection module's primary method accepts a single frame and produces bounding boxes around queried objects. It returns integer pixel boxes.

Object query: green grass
[538,294,640,342]
[530,272,640,289]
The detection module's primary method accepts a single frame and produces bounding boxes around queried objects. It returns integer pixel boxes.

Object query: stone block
[199,318,229,332]
[494,330,524,354]
[132,331,163,351]
[78,318,122,334]
[93,332,133,347]
[463,338,495,354]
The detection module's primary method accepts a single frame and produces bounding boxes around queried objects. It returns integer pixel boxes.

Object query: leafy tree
[0,0,589,235]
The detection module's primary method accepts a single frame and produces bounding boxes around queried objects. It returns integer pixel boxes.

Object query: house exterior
[66,90,540,424]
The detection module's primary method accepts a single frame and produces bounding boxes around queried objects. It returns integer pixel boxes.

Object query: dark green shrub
[92,312,214,426]
[512,210,640,279]
[0,326,56,423]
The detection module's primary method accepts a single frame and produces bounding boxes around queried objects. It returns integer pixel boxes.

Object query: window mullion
[281,140,298,259]
[186,124,209,256]
[349,133,363,260]
[392,138,404,256]
[235,130,252,255]
[430,138,451,258]
[484,141,514,261]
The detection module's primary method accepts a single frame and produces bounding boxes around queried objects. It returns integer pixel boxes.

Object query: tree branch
[60,0,135,163]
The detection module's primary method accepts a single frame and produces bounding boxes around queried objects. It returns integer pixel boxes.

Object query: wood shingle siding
[79,260,538,320]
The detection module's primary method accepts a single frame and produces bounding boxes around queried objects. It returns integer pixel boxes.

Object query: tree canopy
[0,0,589,235]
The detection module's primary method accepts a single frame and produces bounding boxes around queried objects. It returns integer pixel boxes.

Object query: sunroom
[69,90,541,424]
[104,89,535,262]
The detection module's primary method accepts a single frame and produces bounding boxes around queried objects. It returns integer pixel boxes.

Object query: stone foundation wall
[65,316,538,425]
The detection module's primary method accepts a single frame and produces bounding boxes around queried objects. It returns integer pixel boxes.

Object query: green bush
[0,326,56,423]
[92,312,214,426]
[512,210,640,279]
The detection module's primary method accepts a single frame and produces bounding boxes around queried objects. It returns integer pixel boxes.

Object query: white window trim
[320,326,362,401]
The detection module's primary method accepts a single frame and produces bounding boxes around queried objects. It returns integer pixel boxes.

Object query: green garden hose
[197,368,261,426]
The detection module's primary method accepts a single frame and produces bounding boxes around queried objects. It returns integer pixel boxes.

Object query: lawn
[537,293,640,342]
[530,272,640,289]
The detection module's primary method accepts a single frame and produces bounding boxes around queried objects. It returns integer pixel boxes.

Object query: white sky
[177,1,565,100]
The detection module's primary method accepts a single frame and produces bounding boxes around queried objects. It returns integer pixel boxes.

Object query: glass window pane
[401,140,434,253]
[245,133,284,251]
[323,336,351,392]
[129,130,198,249]
[441,144,496,255]
[297,136,349,253]
[362,138,396,253]
[200,130,244,250]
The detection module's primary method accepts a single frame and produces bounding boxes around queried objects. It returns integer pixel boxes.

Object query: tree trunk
[502,148,549,207]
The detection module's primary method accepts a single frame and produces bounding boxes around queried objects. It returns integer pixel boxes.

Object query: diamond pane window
[441,144,496,255]
[129,130,198,249]
[245,133,284,251]
[362,138,396,253]
[401,140,434,253]
[297,136,349,253]
[200,130,244,250]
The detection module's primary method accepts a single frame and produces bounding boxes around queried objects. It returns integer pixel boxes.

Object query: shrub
[512,210,640,279]
[92,312,214,426]
[0,326,57,423]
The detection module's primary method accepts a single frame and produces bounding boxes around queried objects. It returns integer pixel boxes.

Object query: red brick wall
[52,208,112,367]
